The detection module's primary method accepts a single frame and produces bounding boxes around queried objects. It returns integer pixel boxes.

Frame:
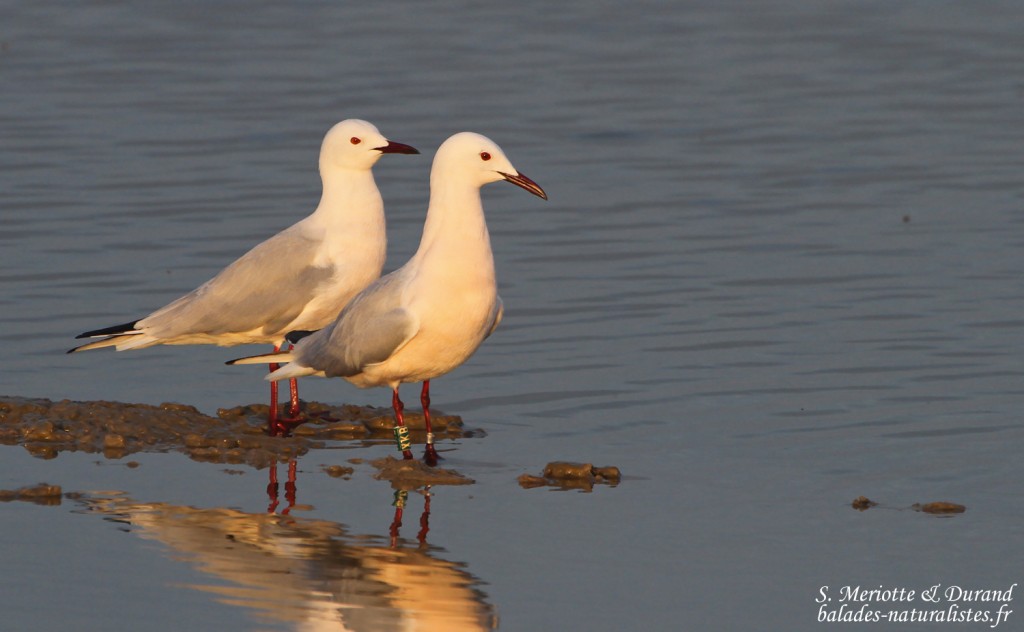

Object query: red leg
[267,345,283,436]
[421,381,439,465]
[267,344,305,437]
[288,378,301,417]
[392,388,414,460]
[286,344,302,417]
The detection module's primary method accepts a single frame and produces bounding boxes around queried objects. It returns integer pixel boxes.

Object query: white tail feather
[68,335,135,353]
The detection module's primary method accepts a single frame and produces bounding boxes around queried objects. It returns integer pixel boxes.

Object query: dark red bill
[500,171,547,200]
[375,141,420,155]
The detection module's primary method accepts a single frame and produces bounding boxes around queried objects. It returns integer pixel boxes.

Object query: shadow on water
[65,465,499,631]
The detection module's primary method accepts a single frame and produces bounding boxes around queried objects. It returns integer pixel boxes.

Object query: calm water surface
[3,1,1023,630]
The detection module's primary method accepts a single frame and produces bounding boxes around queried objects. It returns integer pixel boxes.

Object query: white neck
[302,167,387,265]
[413,171,494,277]
[315,166,380,215]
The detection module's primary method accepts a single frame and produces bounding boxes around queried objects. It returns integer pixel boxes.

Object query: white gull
[228,132,546,463]
[69,119,419,435]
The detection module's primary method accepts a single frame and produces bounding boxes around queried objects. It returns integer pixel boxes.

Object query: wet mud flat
[0,395,474,471]
[0,396,623,490]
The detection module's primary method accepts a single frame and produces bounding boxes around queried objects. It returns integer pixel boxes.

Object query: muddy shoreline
[0,395,475,470]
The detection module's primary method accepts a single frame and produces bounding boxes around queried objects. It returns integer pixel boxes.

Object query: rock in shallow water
[519,461,622,491]
[0,483,63,505]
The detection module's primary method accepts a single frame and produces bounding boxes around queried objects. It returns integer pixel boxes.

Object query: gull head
[434,132,547,200]
[320,119,419,172]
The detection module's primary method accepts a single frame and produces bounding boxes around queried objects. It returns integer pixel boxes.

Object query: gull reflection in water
[79,465,497,631]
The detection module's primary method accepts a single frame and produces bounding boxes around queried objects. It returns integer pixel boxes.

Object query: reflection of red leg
[389,490,407,548]
[282,460,297,515]
[267,460,298,514]
[417,488,432,545]
[267,463,279,513]
[392,389,414,460]
[389,507,403,546]
[421,381,439,466]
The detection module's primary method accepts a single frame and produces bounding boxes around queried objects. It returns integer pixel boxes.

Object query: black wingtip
[285,329,317,345]
[76,320,139,339]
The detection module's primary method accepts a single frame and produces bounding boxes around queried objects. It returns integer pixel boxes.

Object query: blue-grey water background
[3,1,1024,630]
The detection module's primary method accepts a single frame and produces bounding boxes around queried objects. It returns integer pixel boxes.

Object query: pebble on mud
[0,395,478,469]
[519,461,622,491]
[371,456,474,488]
[0,483,63,505]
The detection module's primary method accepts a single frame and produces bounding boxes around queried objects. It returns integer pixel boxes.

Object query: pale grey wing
[138,228,331,339]
[294,272,418,377]
[485,296,503,339]
[297,307,418,378]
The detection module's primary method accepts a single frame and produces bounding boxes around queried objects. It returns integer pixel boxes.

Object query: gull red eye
[350,137,361,145]
[480,151,491,161]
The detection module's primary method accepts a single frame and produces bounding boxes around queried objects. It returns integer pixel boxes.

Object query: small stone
[324,465,354,478]
[915,501,966,514]
[103,434,126,449]
[851,496,877,511]
[543,462,595,481]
